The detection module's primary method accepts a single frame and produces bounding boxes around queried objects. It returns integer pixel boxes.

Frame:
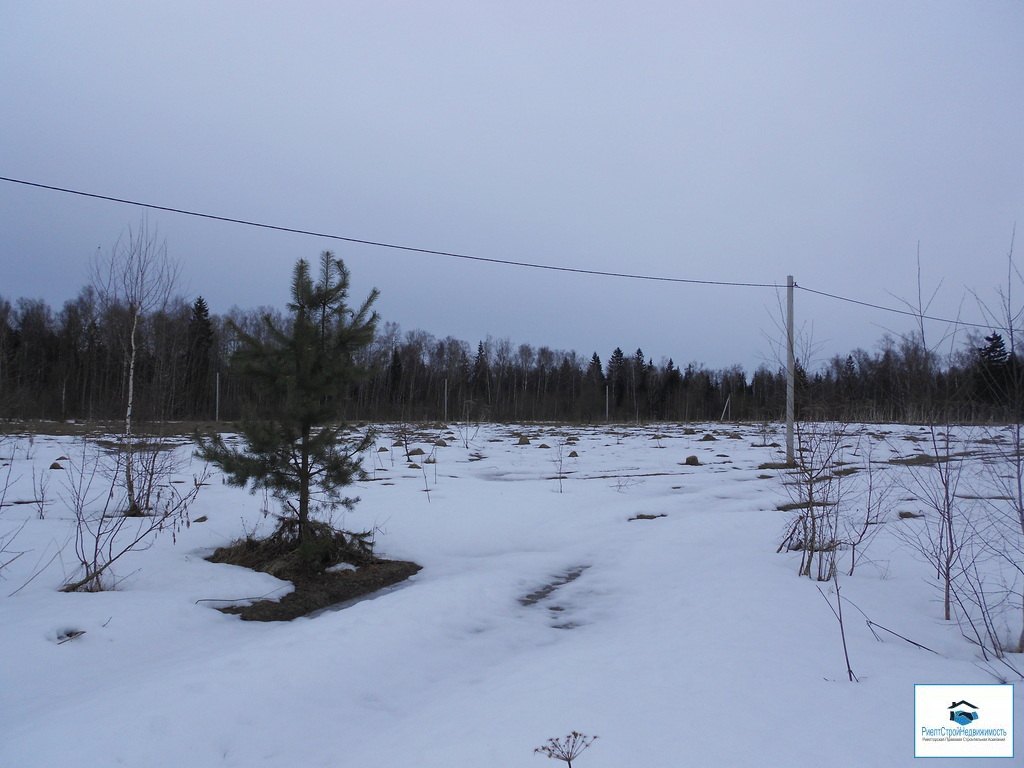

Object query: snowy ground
[0,422,1020,766]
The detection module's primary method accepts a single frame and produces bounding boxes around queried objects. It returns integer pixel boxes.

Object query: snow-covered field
[0,422,1019,766]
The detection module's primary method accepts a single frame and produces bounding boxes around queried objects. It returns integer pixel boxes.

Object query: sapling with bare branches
[895,429,975,623]
[551,439,567,493]
[60,438,205,592]
[0,436,18,506]
[30,466,50,520]
[966,228,1024,655]
[842,439,894,576]
[0,439,25,576]
[777,422,848,581]
[391,422,416,461]
[972,441,1024,654]
[754,418,777,448]
[91,219,182,514]
[0,519,28,577]
[453,418,481,450]
[889,253,1015,660]
[816,574,858,682]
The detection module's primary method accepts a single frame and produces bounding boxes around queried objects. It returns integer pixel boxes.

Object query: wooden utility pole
[786,275,796,465]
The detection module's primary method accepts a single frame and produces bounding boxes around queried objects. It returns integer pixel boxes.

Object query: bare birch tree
[91,219,181,513]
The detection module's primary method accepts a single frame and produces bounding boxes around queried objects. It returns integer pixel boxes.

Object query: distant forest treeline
[0,286,1018,425]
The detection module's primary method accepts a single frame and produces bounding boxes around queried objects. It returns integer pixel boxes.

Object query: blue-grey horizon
[2,1,1022,372]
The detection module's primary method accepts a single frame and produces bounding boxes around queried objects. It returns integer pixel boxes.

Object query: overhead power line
[0,175,776,289]
[0,174,997,331]
[795,285,992,331]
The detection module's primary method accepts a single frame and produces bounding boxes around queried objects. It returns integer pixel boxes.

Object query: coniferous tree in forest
[471,341,491,402]
[657,358,682,417]
[556,354,580,417]
[197,252,379,551]
[586,353,605,388]
[630,348,648,419]
[56,287,100,420]
[606,347,627,415]
[842,355,857,394]
[0,298,13,416]
[579,352,605,418]
[975,332,1011,406]
[185,296,215,418]
[387,347,404,404]
[22,262,1024,425]
[11,298,57,418]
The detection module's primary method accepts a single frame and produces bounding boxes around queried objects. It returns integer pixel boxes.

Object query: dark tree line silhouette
[0,286,1018,426]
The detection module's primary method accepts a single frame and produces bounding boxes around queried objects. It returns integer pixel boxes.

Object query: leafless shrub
[754,418,778,447]
[954,476,1024,657]
[59,438,205,592]
[777,422,849,581]
[0,439,25,576]
[452,417,482,450]
[0,438,15,508]
[843,440,895,576]
[816,574,858,682]
[420,462,431,504]
[31,465,50,520]
[611,475,644,493]
[389,422,416,461]
[965,424,1024,658]
[0,519,27,576]
[894,426,975,623]
[551,440,567,493]
[963,230,1024,656]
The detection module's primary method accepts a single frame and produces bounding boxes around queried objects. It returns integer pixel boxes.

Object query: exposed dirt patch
[218,560,422,622]
[207,523,421,621]
[759,461,795,470]
[777,500,837,512]
[518,566,589,606]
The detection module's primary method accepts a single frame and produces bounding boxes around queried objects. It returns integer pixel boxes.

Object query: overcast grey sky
[2,1,1022,371]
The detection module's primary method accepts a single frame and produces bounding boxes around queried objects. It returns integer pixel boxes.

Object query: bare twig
[864,620,940,655]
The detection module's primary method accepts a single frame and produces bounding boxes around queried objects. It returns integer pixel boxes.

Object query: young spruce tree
[197,252,379,553]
